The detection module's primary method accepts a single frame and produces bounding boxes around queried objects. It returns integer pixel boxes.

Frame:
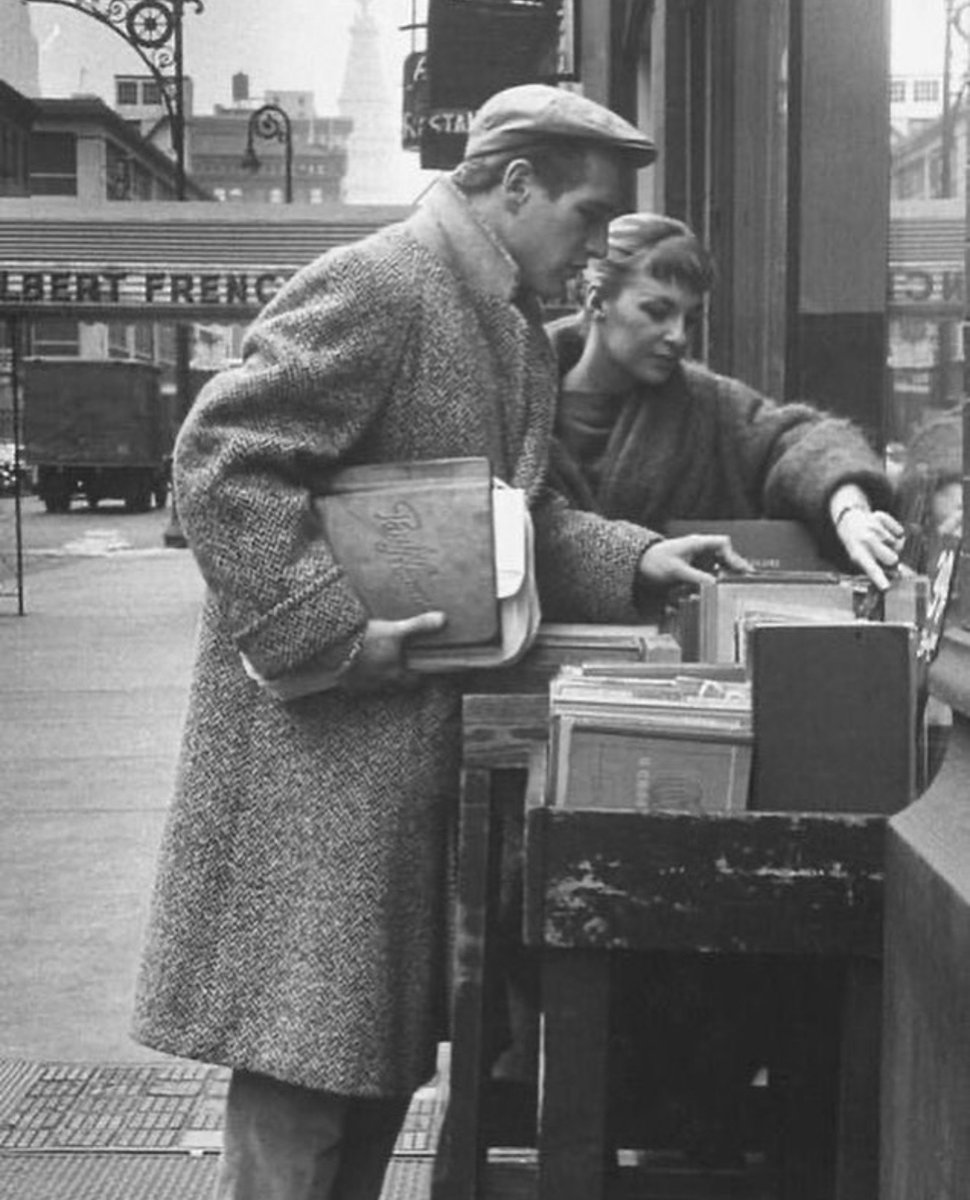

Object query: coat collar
[406,177,523,304]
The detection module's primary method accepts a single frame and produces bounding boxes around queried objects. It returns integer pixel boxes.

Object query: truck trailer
[23,358,175,513]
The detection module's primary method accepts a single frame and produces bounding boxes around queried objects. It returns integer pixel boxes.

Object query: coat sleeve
[173,241,415,681]
[532,486,662,623]
[710,370,895,552]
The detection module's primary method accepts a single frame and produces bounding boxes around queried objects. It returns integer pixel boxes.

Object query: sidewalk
[0,548,444,1198]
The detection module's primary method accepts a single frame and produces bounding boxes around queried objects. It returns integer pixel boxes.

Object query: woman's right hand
[637,534,753,590]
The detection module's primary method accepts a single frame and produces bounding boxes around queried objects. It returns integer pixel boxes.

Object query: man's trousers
[214,1068,411,1200]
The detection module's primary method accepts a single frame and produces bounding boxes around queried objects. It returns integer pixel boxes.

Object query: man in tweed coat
[131,86,734,1200]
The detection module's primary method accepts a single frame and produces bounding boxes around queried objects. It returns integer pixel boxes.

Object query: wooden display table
[433,691,886,1200]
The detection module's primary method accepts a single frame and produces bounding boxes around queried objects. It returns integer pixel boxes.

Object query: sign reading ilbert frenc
[0,200,413,320]
[0,268,292,314]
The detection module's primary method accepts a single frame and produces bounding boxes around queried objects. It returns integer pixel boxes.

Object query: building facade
[0,82,210,450]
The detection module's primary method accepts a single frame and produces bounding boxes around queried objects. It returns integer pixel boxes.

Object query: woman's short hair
[451,139,598,198]
[584,212,715,299]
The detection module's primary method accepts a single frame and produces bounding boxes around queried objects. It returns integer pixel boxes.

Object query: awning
[0,199,413,320]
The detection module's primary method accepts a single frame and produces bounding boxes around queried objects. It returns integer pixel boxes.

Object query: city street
[0,502,443,1198]
[0,493,173,592]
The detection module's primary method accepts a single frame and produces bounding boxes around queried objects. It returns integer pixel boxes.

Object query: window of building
[30,131,77,196]
[116,80,139,105]
[131,161,153,200]
[156,324,176,366]
[107,322,131,359]
[889,78,906,103]
[133,323,155,361]
[310,187,323,203]
[106,142,132,201]
[913,78,940,103]
[29,320,80,356]
[142,81,162,106]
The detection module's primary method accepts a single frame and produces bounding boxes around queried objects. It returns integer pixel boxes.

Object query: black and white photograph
[1,2,967,1198]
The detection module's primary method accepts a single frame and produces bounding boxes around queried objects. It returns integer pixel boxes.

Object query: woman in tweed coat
[130,86,685,1199]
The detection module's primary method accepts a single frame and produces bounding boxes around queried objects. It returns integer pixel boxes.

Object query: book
[696,573,861,662]
[244,459,541,699]
[406,480,540,672]
[665,519,837,572]
[523,624,682,669]
[748,621,917,814]
[549,719,753,814]
[547,664,753,813]
[318,456,498,649]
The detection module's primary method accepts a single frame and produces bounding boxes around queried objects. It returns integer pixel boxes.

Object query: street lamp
[242,103,294,203]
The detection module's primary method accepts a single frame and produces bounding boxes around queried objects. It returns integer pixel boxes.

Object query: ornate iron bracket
[25,0,203,196]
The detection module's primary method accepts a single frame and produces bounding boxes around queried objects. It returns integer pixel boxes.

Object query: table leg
[834,960,881,1200]
[432,767,501,1200]
[537,950,611,1200]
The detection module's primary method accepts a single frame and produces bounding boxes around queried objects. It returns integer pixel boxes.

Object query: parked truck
[23,358,176,513]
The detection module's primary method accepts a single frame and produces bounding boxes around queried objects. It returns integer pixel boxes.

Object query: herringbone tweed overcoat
[131,179,655,1097]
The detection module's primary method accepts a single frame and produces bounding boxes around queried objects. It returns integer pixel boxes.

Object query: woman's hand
[637,534,753,590]
[829,484,904,590]
[834,506,905,590]
[340,611,447,693]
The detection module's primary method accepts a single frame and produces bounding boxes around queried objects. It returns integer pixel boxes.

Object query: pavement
[0,543,445,1198]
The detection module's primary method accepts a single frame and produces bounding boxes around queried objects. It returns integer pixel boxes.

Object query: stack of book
[248,457,540,700]
[547,663,752,814]
[694,572,860,663]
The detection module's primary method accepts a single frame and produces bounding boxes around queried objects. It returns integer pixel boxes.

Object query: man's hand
[340,611,447,693]
[638,534,753,590]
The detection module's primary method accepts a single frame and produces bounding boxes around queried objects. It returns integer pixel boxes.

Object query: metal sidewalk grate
[0,1061,228,1153]
[0,1056,446,1199]
[0,1151,220,1200]
[0,1058,443,1158]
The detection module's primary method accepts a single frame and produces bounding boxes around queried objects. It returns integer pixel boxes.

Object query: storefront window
[890,0,965,621]
[28,320,79,356]
[29,131,76,196]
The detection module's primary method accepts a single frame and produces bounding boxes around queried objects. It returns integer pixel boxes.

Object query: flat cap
[464,83,655,167]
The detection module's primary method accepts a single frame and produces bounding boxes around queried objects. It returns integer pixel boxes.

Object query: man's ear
[502,158,534,211]
[586,284,606,319]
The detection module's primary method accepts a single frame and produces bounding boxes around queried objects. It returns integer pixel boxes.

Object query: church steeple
[0,0,41,95]
[337,0,402,203]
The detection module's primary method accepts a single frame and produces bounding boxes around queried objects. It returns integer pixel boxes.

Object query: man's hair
[584,212,715,298]
[451,139,602,198]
